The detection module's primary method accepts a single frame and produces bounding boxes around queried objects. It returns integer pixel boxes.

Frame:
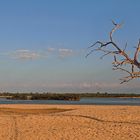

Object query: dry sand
[0,104,139,140]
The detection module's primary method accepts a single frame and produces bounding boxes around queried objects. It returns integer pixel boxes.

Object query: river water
[0,97,140,105]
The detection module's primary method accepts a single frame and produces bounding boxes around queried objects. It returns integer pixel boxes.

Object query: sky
[0,0,140,93]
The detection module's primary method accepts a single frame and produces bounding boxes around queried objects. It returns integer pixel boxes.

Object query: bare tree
[86,21,140,84]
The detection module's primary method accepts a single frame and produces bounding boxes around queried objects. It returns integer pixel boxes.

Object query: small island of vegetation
[0,92,140,101]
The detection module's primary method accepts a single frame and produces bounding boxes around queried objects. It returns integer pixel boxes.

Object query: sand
[0,104,139,140]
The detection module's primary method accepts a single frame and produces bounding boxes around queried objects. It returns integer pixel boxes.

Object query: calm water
[0,97,140,105]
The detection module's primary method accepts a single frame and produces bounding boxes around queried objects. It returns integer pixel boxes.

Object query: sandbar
[0,104,139,140]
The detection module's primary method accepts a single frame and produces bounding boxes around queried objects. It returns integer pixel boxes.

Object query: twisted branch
[87,21,140,83]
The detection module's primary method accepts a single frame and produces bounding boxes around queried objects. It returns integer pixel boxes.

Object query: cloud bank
[58,48,74,58]
[12,50,40,60]
[0,46,80,61]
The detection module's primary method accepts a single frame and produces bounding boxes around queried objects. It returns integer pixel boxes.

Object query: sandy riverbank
[0,104,139,140]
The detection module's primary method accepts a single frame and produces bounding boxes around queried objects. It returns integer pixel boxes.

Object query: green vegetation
[0,92,140,100]
[78,92,140,98]
[3,93,80,101]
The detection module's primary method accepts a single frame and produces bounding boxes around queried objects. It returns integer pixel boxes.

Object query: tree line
[0,92,140,100]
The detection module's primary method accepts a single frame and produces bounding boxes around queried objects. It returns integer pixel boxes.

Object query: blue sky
[0,0,140,93]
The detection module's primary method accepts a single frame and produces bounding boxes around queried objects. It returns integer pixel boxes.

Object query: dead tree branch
[87,21,140,83]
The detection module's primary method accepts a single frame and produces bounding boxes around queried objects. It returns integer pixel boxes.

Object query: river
[0,97,140,105]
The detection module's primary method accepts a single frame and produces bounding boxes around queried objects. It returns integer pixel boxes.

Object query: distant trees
[87,21,140,83]
[8,93,80,101]
[1,92,140,99]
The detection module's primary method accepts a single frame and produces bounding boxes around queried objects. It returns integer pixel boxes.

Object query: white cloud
[1,47,78,60]
[80,82,93,88]
[47,47,55,52]
[44,82,120,89]
[12,49,40,60]
[58,48,73,58]
[0,80,139,93]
